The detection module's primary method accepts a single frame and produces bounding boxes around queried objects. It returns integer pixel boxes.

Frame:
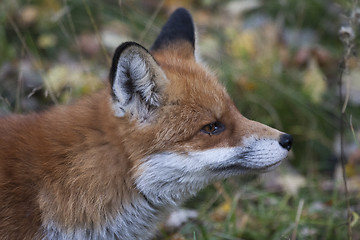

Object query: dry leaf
[43,64,102,102]
[20,6,39,26]
[302,58,327,103]
[227,30,257,59]
[278,174,306,195]
[211,200,231,222]
[236,76,257,91]
[37,34,57,49]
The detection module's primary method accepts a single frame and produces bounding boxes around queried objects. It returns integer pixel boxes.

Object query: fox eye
[201,121,225,135]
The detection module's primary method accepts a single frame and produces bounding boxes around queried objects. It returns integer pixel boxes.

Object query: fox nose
[279,133,293,151]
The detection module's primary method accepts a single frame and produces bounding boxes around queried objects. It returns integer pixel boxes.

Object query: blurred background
[0,0,359,239]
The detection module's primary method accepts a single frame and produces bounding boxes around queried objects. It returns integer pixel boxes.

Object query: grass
[171,177,352,240]
[1,0,359,239]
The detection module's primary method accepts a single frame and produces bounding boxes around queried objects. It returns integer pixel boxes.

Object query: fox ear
[109,42,168,122]
[151,8,195,58]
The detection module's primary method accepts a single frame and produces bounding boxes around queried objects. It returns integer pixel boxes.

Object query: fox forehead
[153,49,229,121]
[138,54,233,150]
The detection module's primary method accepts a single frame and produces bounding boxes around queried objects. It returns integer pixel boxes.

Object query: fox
[0,8,292,240]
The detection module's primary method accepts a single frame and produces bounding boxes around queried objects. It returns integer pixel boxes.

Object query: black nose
[279,134,293,151]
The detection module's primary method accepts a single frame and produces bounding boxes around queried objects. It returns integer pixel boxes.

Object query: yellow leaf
[227,30,257,59]
[40,0,61,11]
[345,162,357,177]
[237,76,257,91]
[43,65,102,103]
[350,211,359,228]
[37,34,57,49]
[303,59,327,103]
[211,200,232,222]
[44,65,69,94]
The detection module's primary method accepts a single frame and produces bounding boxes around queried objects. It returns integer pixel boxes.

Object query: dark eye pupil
[208,123,216,132]
[201,121,224,135]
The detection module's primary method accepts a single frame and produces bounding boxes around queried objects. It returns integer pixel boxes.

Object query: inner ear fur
[109,42,168,121]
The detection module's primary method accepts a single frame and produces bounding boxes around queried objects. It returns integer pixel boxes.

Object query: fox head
[109,8,292,206]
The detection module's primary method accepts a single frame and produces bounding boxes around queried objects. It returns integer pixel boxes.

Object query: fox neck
[43,195,167,240]
[35,90,176,239]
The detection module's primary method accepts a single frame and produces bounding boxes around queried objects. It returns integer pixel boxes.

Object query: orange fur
[0,8,291,239]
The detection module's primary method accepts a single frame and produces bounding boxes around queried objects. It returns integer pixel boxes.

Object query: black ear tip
[151,7,195,51]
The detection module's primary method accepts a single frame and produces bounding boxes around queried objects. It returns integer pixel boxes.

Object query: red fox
[0,8,292,239]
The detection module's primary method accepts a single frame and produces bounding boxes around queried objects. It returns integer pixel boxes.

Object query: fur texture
[0,8,292,240]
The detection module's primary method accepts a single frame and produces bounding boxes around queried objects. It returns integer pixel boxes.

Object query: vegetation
[1,0,359,239]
